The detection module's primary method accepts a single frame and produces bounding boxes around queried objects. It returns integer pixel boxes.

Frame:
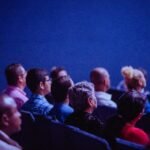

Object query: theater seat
[93,105,117,123]
[116,138,146,150]
[65,125,111,150]
[136,112,150,135]
[11,110,35,150]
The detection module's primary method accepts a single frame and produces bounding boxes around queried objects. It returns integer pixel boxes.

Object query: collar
[95,91,112,100]
[0,130,9,140]
[0,130,22,149]
[31,94,45,99]
[7,86,26,96]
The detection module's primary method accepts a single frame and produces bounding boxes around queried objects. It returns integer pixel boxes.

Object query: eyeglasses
[45,78,51,82]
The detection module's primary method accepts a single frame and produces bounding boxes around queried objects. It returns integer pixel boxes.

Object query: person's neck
[16,83,25,90]
[95,86,107,92]
[84,108,93,114]
[34,90,45,96]
[1,128,11,136]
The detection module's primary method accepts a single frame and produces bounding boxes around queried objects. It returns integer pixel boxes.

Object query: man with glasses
[22,68,53,116]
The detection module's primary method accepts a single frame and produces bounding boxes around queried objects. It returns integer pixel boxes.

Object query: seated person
[22,68,53,116]
[2,63,28,110]
[90,67,117,108]
[116,66,134,91]
[103,91,149,149]
[48,76,74,122]
[50,66,68,81]
[45,66,68,104]
[65,81,103,136]
[119,66,150,114]
[0,94,22,150]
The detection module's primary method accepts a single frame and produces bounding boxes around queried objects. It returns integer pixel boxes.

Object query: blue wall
[0,0,150,90]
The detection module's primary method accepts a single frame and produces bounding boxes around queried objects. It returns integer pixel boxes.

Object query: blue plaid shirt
[22,94,53,116]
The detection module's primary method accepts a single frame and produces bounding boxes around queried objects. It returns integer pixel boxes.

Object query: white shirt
[95,91,117,108]
[0,130,22,150]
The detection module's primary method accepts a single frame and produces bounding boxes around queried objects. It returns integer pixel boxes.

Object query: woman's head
[118,91,146,122]
[121,66,146,92]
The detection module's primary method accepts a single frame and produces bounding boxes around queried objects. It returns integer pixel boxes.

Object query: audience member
[3,63,28,110]
[103,91,149,149]
[118,66,150,114]
[49,76,74,122]
[65,81,103,136]
[45,66,68,104]
[22,68,53,116]
[90,67,117,108]
[0,94,22,150]
[116,66,133,91]
[117,66,147,94]
[50,66,68,81]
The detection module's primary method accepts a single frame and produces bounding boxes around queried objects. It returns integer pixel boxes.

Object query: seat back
[136,113,150,135]
[93,105,117,123]
[11,110,36,150]
[116,138,146,150]
[65,125,111,150]
[107,89,125,104]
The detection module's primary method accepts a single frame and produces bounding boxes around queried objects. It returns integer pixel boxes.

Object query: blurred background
[0,0,150,91]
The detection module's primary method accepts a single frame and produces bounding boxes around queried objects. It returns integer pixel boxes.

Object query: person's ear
[39,81,45,90]
[1,114,9,127]
[87,97,94,107]
[18,75,23,82]
[137,79,144,88]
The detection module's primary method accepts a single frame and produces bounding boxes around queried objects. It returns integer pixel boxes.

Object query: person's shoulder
[129,126,148,136]
[124,126,149,145]
[0,139,21,150]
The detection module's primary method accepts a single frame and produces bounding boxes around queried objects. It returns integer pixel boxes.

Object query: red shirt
[121,123,149,145]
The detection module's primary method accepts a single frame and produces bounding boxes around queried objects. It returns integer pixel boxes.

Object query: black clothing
[65,111,104,136]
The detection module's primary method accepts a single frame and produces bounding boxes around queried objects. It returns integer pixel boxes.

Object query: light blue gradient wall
[0,0,150,90]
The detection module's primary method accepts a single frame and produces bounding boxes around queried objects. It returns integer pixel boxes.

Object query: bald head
[90,67,110,91]
[0,95,16,117]
[0,94,21,135]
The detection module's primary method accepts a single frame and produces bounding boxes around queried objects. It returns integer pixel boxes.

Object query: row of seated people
[1,63,150,150]
[0,94,147,150]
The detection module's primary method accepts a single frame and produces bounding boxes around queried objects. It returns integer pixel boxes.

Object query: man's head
[90,67,110,92]
[5,63,27,90]
[50,66,68,81]
[0,94,21,136]
[26,68,51,95]
[118,91,145,122]
[68,81,97,113]
[51,76,74,103]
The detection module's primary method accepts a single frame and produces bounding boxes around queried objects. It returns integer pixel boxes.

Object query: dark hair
[26,68,49,93]
[51,76,73,102]
[5,63,24,86]
[105,91,145,139]
[104,91,146,148]
[117,91,145,122]
[50,67,67,81]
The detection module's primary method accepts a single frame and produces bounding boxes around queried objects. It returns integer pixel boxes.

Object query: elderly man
[90,67,117,108]
[65,81,103,136]
[3,63,28,110]
[0,94,22,150]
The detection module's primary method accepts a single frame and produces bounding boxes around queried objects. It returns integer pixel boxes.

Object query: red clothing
[121,123,149,145]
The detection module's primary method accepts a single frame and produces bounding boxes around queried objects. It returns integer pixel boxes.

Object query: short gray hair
[68,81,95,111]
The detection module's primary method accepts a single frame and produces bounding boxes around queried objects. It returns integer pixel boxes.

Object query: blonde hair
[121,66,146,90]
[121,66,134,79]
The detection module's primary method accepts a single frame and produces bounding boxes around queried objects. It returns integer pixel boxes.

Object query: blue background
[0,0,150,91]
